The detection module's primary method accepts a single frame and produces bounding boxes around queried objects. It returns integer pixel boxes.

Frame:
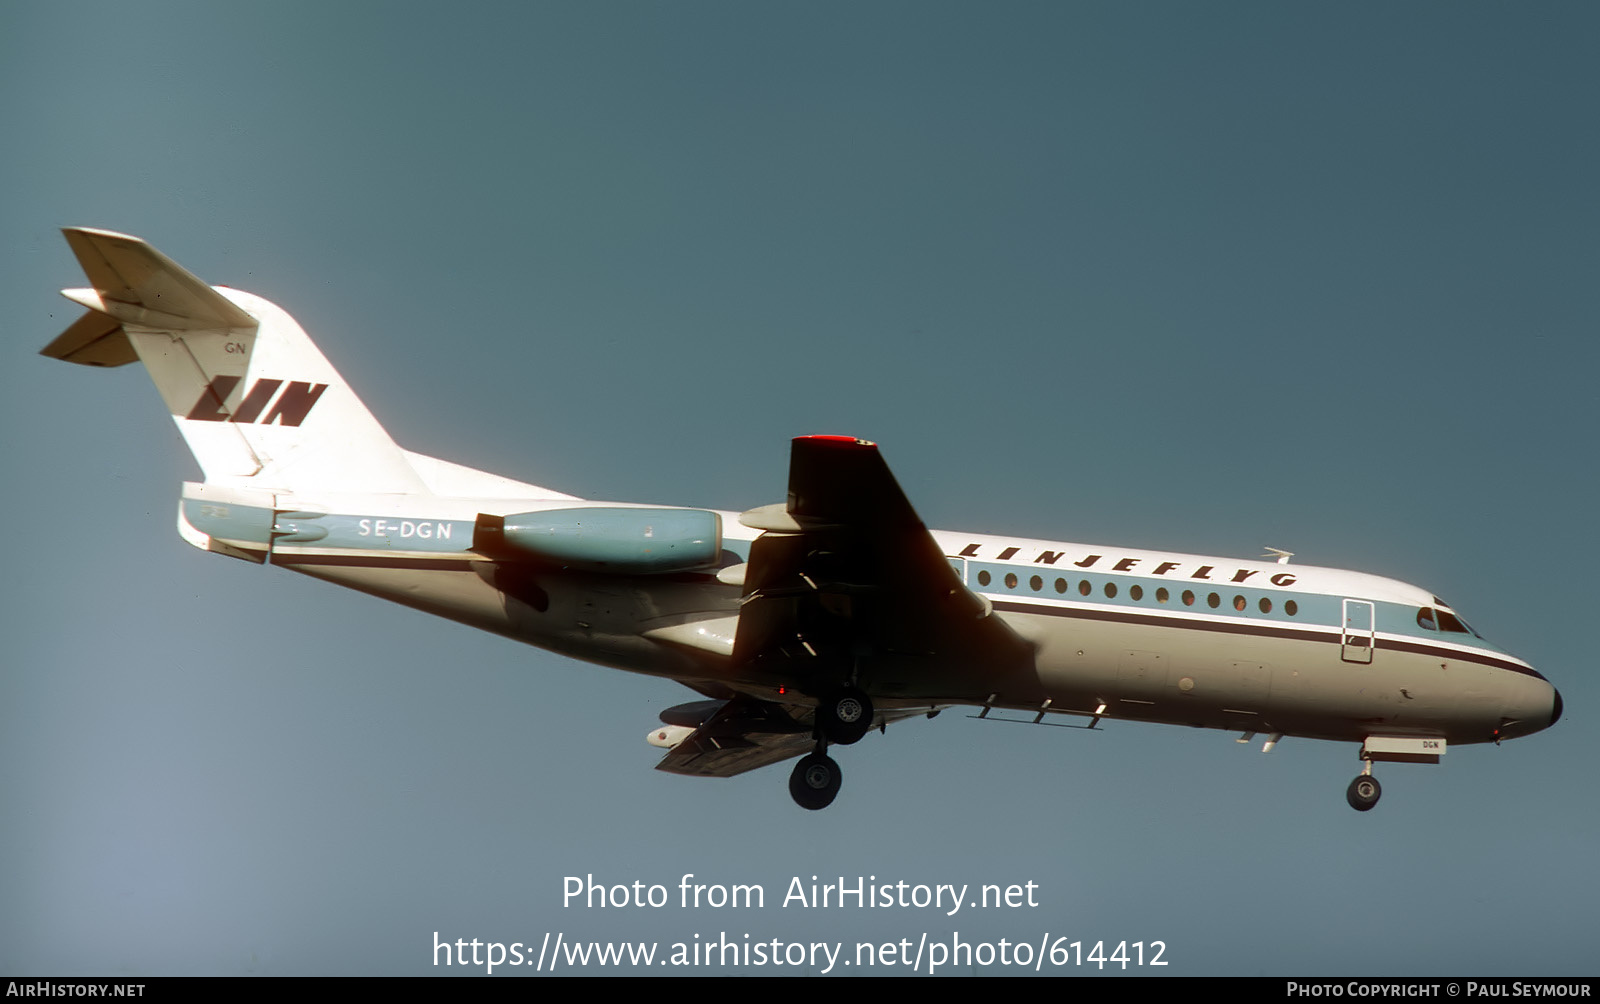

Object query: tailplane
[43,227,428,496]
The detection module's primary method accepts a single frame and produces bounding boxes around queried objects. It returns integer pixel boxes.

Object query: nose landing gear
[1345,736,1444,811]
[1345,770,1382,812]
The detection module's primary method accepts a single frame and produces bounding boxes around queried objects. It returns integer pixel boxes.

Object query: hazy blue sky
[3,1,1596,976]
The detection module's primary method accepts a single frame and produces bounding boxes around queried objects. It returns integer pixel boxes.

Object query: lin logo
[185,375,329,426]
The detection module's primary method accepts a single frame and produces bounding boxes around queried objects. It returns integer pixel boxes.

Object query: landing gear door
[1341,598,1375,664]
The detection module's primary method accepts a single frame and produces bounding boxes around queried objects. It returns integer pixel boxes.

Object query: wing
[652,696,943,777]
[732,435,1034,703]
[651,697,813,777]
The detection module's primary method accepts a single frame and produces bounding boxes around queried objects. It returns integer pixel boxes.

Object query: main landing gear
[817,687,874,745]
[789,751,842,811]
[788,688,873,810]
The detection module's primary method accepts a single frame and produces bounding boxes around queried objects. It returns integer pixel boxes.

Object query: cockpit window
[1436,609,1472,635]
[1420,605,1486,639]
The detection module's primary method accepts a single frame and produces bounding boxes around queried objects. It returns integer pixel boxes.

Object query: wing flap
[652,694,945,777]
[653,697,812,778]
[656,731,816,778]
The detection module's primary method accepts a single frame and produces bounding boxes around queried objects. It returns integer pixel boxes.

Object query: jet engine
[474,507,721,573]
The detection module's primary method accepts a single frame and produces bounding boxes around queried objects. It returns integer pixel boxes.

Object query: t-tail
[41,227,570,562]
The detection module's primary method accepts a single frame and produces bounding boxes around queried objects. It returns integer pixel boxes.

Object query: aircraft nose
[1503,673,1561,739]
[1522,678,1562,736]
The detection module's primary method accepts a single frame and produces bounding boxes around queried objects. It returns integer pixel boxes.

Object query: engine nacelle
[475,506,722,573]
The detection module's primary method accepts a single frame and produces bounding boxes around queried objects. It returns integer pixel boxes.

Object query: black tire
[1346,774,1382,812]
[789,753,842,810]
[819,688,874,745]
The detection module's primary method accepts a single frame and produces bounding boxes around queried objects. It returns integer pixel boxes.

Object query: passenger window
[1285,600,1298,616]
[1259,597,1272,614]
[1182,590,1195,606]
[1055,578,1067,594]
[977,570,991,586]
[1104,582,1118,599]
[1207,592,1220,609]
[1005,572,1018,589]
[1079,580,1092,597]
[1156,587,1170,603]
[1030,575,1043,592]
[1130,584,1144,601]
[1233,595,1246,611]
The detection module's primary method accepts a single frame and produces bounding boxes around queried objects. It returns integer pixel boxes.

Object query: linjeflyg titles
[954,542,1299,588]
[564,874,1039,917]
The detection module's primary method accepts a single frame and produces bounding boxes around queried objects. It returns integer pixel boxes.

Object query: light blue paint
[499,507,721,573]
[966,559,1509,654]
[181,498,274,545]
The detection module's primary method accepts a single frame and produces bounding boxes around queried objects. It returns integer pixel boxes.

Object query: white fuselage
[213,492,1558,749]
[47,227,1562,810]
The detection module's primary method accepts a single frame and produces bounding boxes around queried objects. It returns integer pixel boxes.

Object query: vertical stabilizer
[43,228,428,496]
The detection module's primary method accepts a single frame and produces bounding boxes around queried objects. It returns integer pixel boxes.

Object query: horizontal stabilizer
[39,309,136,367]
[58,227,257,330]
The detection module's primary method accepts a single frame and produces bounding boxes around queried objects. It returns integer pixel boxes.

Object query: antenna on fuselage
[1263,547,1294,564]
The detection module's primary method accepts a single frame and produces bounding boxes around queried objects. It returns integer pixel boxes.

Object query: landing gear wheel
[789,753,842,810]
[1346,774,1382,812]
[818,688,874,745]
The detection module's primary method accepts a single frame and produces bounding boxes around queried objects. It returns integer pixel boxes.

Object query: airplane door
[1341,599,1375,664]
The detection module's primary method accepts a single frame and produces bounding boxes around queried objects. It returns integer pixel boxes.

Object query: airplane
[40,227,1563,812]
